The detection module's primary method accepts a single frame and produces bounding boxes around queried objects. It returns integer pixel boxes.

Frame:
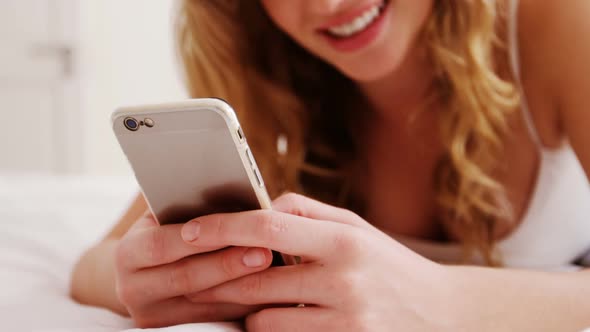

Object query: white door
[0,0,80,174]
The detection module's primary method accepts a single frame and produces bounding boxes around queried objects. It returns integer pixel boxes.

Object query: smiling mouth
[321,0,389,39]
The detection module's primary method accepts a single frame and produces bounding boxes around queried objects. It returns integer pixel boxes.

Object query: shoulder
[517,0,590,177]
[517,0,590,80]
[514,0,590,142]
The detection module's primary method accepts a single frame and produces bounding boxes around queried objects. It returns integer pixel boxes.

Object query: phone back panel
[112,99,270,225]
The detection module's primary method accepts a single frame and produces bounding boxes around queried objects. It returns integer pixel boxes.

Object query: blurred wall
[79,0,186,175]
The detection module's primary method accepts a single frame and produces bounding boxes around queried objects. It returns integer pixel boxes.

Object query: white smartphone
[112,98,294,265]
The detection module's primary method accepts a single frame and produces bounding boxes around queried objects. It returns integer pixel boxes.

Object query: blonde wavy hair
[176,0,519,265]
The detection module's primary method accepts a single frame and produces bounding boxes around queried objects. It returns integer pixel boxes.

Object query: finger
[181,210,361,260]
[119,221,225,270]
[127,210,158,232]
[132,296,265,328]
[188,263,330,306]
[125,246,273,303]
[272,193,366,228]
[246,307,340,332]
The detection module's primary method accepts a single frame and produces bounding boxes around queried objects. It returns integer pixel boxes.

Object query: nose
[306,0,347,15]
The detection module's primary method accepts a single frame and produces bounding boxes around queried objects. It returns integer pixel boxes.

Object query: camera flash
[144,118,155,128]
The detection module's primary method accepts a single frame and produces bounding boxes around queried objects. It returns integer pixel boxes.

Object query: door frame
[52,0,82,173]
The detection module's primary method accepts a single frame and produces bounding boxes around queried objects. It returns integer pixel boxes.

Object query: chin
[339,53,406,83]
[311,0,431,85]
[332,40,412,83]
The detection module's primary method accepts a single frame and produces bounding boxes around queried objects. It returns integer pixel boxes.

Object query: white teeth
[327,4,382,38]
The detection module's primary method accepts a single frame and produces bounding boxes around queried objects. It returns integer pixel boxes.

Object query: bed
[0,173,241,332]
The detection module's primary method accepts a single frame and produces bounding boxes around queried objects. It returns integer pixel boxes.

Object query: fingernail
[182,221,201,242]
[242,248,267,268]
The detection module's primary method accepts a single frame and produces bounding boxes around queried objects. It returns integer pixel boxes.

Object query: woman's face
[260,0,434,83]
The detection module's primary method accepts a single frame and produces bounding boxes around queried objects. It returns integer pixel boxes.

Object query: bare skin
[71,0,590,330]
[361,0,590,242]
[70,195,273,327]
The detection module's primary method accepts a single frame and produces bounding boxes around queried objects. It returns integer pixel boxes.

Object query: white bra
[395,0,590,270]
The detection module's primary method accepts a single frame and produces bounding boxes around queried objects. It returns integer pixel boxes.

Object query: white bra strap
[508,0,543,148]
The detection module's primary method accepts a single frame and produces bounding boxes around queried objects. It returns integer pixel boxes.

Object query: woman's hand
[114,211,273,328]
[181,193,458,331]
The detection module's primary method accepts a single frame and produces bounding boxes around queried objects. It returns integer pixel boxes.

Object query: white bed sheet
[0,173,241,332]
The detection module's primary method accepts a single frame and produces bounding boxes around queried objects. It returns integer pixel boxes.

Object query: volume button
[245,147,255,166]
[253,167,264,187]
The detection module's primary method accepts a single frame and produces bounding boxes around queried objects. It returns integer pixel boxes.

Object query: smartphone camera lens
[124,117,139,131]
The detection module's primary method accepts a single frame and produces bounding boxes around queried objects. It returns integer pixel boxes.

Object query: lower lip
[320,4,389,53]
